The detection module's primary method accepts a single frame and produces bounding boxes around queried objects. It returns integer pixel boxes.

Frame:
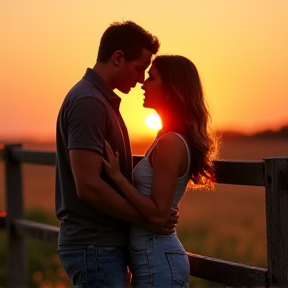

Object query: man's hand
[158,208,179,235]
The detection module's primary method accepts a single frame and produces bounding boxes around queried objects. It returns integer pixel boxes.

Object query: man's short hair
[97,21,160,63]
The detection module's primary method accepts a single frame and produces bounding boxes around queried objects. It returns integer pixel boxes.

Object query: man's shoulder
[61,81,113,115]
[68,78,104,100]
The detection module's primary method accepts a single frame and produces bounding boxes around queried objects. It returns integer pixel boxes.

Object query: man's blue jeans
[58,245,129,288]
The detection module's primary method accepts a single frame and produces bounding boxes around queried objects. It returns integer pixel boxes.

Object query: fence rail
[1,143,288,287]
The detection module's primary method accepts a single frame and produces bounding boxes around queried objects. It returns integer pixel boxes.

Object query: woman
[103,55,219,287]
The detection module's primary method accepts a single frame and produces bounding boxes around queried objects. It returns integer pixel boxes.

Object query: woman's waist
[129,224,176,238]
[129,224,153,238]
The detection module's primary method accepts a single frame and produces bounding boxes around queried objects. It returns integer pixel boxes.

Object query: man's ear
[112,50,124,67]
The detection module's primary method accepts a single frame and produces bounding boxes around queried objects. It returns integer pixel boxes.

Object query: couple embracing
[56,20,218,288]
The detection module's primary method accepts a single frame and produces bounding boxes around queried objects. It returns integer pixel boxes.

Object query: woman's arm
[103,133,187,229]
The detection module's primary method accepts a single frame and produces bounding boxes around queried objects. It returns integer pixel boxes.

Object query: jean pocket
[58,248,87,285]
[165,251,190,287]
[128,244,149,265]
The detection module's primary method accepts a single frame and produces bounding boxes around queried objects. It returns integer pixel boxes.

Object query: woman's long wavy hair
[153,55,220,189]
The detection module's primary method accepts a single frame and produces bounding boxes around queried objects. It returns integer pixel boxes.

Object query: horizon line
[0,124,287,144]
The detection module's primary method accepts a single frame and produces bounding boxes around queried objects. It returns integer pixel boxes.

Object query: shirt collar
[83,68,121,110]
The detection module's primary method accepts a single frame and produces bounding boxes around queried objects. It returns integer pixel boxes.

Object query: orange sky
[0,0,287,142]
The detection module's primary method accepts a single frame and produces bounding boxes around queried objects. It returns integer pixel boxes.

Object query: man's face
[116,48,153,94]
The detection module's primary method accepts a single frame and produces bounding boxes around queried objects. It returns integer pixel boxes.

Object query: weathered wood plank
[9,148,265,186]
[214,160,264,186]
[188,252,268,287]
[264,157,288,287]
[10,148,56,166]
[0,212,6,229]
[13,219,59,244]
[13,219,269,287]
[4,144,27,288]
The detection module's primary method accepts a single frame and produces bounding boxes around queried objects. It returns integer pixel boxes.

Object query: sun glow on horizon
[145,113,162,130]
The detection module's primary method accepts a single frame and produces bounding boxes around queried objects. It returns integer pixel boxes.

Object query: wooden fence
[0,143,288,287]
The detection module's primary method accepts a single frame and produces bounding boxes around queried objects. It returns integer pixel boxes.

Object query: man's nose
[137,72,145,84]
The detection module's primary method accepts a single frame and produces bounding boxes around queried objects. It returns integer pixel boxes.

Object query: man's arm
[70,149,149,223]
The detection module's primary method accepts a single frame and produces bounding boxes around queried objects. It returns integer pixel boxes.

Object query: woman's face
[141,63,166,111]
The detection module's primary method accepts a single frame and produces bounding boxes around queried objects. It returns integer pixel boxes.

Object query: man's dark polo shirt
[56,68,132,246]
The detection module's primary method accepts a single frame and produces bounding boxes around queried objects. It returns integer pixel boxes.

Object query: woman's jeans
[58,245,129,288]
[129,231,190,288]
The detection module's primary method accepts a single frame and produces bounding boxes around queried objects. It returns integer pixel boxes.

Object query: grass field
[0,137,287,287]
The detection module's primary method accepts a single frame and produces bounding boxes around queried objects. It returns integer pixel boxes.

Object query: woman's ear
[112,50,124,67]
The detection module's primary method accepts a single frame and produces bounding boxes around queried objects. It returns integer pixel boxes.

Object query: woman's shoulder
[158,131,186,142]
[157,132,187,152]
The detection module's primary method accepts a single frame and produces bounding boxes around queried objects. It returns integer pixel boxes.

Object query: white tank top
[133,132,191,209]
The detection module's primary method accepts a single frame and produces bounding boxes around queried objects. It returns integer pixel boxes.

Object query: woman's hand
[103,140,123,183]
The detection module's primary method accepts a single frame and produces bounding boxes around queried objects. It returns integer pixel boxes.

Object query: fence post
[264,156,288,287]
[3,144,27,288]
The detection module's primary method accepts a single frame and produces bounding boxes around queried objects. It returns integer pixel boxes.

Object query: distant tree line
[222,124,288,139]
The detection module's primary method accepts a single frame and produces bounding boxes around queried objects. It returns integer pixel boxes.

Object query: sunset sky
[0,0,287,142]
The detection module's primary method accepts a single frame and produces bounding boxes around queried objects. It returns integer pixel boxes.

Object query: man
[56,21,178,287]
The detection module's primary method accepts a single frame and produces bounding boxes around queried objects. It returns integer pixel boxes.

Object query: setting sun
[145,113,162,130]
